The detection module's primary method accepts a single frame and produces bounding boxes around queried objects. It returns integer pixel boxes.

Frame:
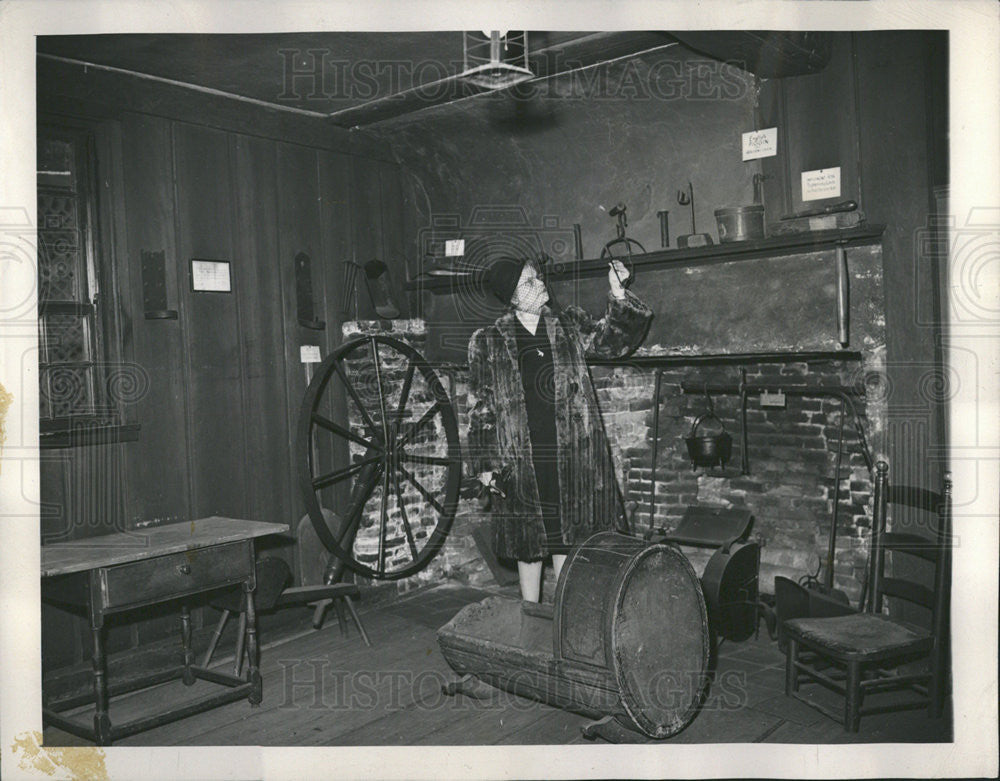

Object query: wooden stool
[202,557,371,674]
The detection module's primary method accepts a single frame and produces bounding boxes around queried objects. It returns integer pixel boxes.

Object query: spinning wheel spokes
[398,462,447,516]
[377,460,391,577]
[297,335,462,580]
[332,357,382,442]
[311,453,383,491]
[402,453,453,466]
[397,401,443,449]
[392,471,421,562]
[310,412,376,451]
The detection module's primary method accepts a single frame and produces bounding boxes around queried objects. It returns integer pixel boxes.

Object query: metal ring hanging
[599,238,643,287]
[599,201,643,288]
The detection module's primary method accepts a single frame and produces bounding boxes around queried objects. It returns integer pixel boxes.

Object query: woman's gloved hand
[480,467,512,498]
[475,471,503,512]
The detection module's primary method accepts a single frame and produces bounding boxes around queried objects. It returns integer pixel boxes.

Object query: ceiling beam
[328,31,678,128]
[669,31,833,79]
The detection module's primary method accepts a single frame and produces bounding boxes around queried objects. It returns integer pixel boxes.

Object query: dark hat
[482,256,527,304]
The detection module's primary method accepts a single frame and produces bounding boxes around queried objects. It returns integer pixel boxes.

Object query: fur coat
[467,290,653,561]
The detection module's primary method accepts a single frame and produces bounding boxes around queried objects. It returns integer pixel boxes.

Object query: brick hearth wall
[341,320,876,601]
[591,360,873,599]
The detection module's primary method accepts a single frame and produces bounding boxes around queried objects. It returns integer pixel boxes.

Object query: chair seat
[785,613,932,661]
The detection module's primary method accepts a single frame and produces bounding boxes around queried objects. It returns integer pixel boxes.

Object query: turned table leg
[243,581,262,705]
[90,620,112,745]
[181,603,196,685]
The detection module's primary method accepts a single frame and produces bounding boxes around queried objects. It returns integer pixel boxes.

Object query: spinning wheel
[297,335,463,580]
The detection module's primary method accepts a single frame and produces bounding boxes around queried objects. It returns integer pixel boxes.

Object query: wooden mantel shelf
[405,223,885,293]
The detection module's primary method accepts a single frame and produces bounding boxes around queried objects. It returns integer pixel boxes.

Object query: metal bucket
[714,205,765,243]
[553,532,710,738]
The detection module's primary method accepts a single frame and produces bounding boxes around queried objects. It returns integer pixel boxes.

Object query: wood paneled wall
[758,31,948,490]
[37,58,410,673]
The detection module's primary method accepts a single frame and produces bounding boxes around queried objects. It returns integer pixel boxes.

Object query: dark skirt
[515,320,569,559]
[533,453,570,557]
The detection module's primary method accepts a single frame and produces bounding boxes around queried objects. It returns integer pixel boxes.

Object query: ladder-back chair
[783,461,952,732]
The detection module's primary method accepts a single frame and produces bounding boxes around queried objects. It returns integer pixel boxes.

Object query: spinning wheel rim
[296,335,462,580]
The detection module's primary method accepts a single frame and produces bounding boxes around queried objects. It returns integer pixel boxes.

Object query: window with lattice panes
[37,125,115,431]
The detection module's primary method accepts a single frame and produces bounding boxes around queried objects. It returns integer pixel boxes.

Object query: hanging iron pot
[684,388,732,469]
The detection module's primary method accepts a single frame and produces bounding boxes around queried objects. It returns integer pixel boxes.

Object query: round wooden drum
[553,531,710,738]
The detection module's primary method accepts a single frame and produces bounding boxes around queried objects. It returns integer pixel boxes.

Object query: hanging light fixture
[461,31,533,90]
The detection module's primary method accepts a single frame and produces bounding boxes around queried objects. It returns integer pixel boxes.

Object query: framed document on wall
[190,259,232,292]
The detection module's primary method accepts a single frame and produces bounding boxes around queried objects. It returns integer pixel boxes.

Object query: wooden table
[41,516,289,745]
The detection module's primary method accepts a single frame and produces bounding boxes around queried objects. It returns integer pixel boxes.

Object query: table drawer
[99,541,252,610]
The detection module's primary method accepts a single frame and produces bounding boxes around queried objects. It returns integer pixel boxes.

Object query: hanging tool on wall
[363,258,401,319]
[835,240,850,347]
[295,251,326,330]
[656,210,670,249]
[599,202,644,287]
[676,182,714,248]
[341,260,361,321]
[752,173,768,206]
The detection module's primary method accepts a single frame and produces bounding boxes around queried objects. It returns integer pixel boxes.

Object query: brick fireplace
[591,356,881,599]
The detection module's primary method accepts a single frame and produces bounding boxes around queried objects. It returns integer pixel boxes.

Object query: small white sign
[190,259,231,292]
[300,345,322,363]
[760,390,786,408]
[801,167,842,201]
[444,239,465,257]
[742,128,777,160]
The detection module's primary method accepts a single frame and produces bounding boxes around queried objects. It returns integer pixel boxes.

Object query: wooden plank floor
[43,583,952,746]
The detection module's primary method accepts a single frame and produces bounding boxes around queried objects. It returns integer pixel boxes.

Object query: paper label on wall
[300,345,322,363]
[190,259,231,292]
[760,390,786,408]
[742,128,777,160]
[444,239,465,256]
[801,167,841,201]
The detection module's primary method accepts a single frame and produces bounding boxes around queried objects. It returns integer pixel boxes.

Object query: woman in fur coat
[467,256,652,600]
